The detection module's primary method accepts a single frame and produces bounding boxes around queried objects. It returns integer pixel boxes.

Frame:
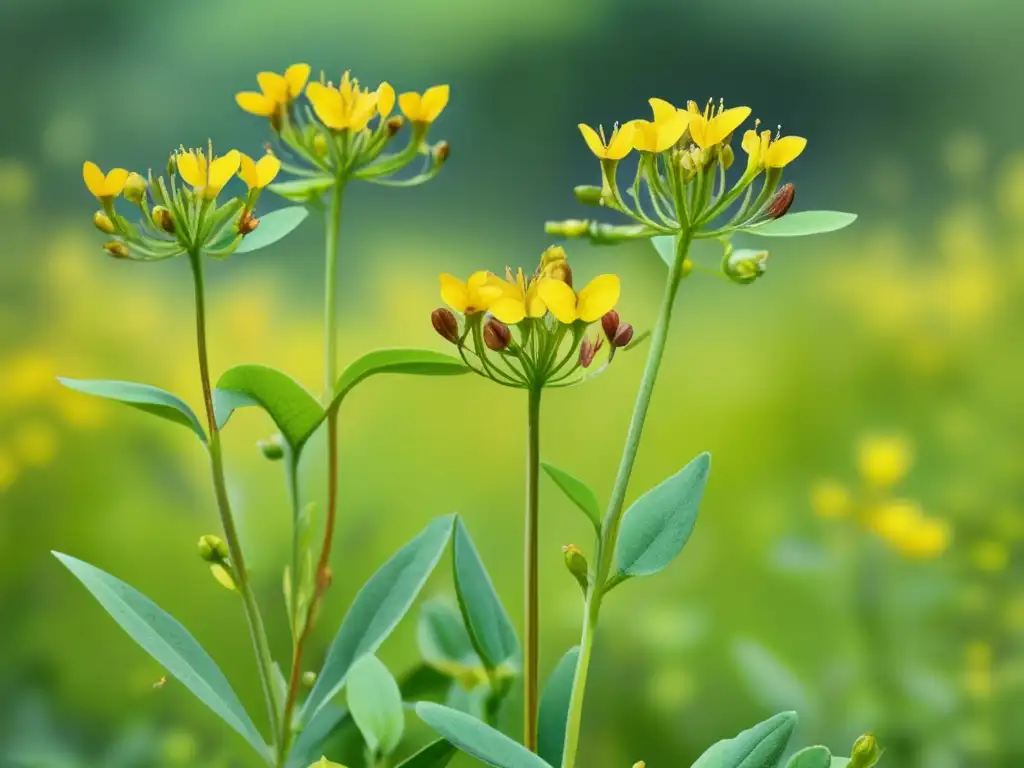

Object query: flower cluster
[83,141,280,261]
[431,247,636,389]
[236,64,449,200]
[548,96,807,283]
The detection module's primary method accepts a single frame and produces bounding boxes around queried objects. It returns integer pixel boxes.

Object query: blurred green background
[3,0,1024,765]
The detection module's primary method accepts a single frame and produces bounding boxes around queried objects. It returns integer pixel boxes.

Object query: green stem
[524,386,543,752]
[285,451,302,639]
[323,183,344,394]
[188,250,280,742]
[560,232,692,768]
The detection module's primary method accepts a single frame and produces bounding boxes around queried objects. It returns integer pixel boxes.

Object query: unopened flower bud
[766,183,795,219]
[152,206,175,234]
[545,219,590,239]
[724,248,769,285]
[484,318,511,351]
[632,763,646,768]
[198,534,229,563]
[122,172,148,204]
[562,545,589,593]
[238,209,259,235]
[301,670,317,687]
[93,211,116,234]
[166,154,177,178]
[386,116,405,137]
[538,245,572,287]
[612,323,634,348]
[720,145,734,170]
[433,141,450,165]
[432,308,460,344]
[850,734,881,768]
[579,336,603,368]
[313,133,329,157]
[258,434,286,460]
[103,241,130,259]
[573,185,604,206]
[601,310,620,339]
[681,258,694,278]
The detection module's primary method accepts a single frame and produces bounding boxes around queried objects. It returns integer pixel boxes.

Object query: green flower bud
[301,670,317,688]
[544,219,590,238]
[562,544,589,593]
[573,185,604,206]
[308,758,345,768]
[720,145,735,170]
[122,172,148,204]
[258,434,286,461]
[850,734,881,768]
[93,211,116,234]
[198,534,229,563]
[724,248,769,285]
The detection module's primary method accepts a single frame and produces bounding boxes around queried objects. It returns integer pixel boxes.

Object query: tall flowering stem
[524,384,543,751]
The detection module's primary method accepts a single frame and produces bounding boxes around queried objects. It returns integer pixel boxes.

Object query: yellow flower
[238,152,281,190]
[307,72,380,131]
[686,99,752,149]
[741,122,807,170]
[578,122,635,161]
[82,162,130,201]
[377,82,396,118]
[490,267,548,325]
[235,63,311,117]
[857,434,912,489]
[176,148,241,200]
[399,85,450,124]
[631,98,692,153]
[810,480,852,519]
[439,271,506,315]
[868,499,950,559]
[537,274,620,324]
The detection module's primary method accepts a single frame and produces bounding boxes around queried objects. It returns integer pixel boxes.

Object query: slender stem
[560,232,692,768]
[285,451,302,638]
[524,386,543,751]
[188,251,280,741]
[278,181,346,764]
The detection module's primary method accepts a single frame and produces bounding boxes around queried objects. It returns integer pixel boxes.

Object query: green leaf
[692,740,730,768]
[733,639,817,723]
[52,552,267,759]
[652,235,676,268]
[612,452,711,581]
[333,349,468,405]
[269,176,334,204]
[418,599,483,670]
[541,463,601,534]
[302,515,456,724]
[722,711,798,768]
[415,703,552,768]
[234,206,310,253]
[395,739,457,768]
[785,747,832,768]
[746,211,857,238]
[57,378,206,443]
[287,705,349,768]
[214,365,324,453]
[830,760,851,768]
[537,646,579,768]
[452,518,519,671]
[346,655,405,756]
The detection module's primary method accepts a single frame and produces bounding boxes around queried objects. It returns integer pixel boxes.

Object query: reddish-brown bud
[601,310,620,340]
[434,141,450,165]
[612,323,634,348]
[766,183,795,219]
[238,210,260,235]
[579,336,603,368]
[431,308,460,344]
[152,206,175,234]
[483,318,511,351]
[387,116,405,137]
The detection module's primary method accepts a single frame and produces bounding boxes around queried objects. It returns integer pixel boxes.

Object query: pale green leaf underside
[723,711,799,768]
[541,463,601,533]
[53,552,267,759]
[57,378,206,443]
[213,365,324,452]
[333,349,468,405]
[346,655,405,756]
[234,206,309,253]
[416,702,553,768]
[746,210,857,237]
[269,176,334,204]
[394,739,457,768]
[785,746,832,768]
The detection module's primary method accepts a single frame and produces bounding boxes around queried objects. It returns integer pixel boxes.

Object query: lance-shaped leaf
[537,646,580,768]
[213,365,324,452]
[347,655,405,756]
[611,452,711,584]
[302,515,456,724]
[394,739,456,768]
[332,349,468,406]
[452,518,519,672]
[234,206,310,253]
[746,211,857,238]
[287,705,349,768]
[57,378,207,443]
[692,739,731,768]
[52,553,267,759]
[785,747,832,768]
[541,463,601,534]
[415,703,552,768]
[722,711,798,768]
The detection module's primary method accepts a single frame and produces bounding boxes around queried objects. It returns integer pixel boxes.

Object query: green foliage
[415,703,552,768]
[233,207,310,253]
[394,739,457,768]
[719,711,798,768]
[269,176,335,204]
[732,639,817,724]
[57,378,207,443]
[537,646,579,768]
[652,235,677,268]
[301,515,456,724]
[541,463,602,533]
[332,348,469,405]
[745,211,857,238]
[611,452,711,583]
[418,599,484,673]
[346,655,405,756]
[52,552,268,760]
[785,747,833,768]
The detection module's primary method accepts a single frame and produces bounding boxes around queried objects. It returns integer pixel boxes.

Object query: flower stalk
[524,384,542,751]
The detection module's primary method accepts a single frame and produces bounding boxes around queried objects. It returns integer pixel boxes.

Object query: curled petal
[207,150,241,194]
[649,97,678,123]
[440,273,470,313]
[765,135,807,168]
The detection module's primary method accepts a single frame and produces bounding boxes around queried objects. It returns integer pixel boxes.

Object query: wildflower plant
[49,61,876,768]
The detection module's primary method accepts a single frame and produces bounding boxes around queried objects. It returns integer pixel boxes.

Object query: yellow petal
[421,85,450,122]
[630,120,658,153]
[399,92,423,122]
[489,297,527,325]
[654,113,688,152]
[537,279,578,324]
[256,154,281,186]
[236,91,277,116]
[741,129,760,156]
[706,106,751,146]
[764,136,807,168]
[207,150,241,194]
[525,283,547,317]
[688,113,710,148]
[440,273,469,313]
[176,152,205,189]
[307,83,346,129]
[238,153,258,189]
[576,274,620,322]
[83,161,106,197]
[377,82,396,118]
[605,123,635,160]
[284,63,311,98]
[649,97,678,123]
[578,123,605,158]
[257,71,289,103]
[104,168,130,196]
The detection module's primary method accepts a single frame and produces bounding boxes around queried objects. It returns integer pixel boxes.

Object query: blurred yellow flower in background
[868,499,951,559]
[810,479,853,519]
[398,85,449,124]
[235,63,311,117]
[857,434,913,489]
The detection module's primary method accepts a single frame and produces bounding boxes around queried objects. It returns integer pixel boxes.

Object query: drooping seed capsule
[386,116,405,137]
[152,206,176,234]
[483,318,511,351]
[433,141,450,165]
[612,323,634,348]
[766,183,795,219]
[579,336,603,368]
[431,308,460,344]
[601,310,620,340]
